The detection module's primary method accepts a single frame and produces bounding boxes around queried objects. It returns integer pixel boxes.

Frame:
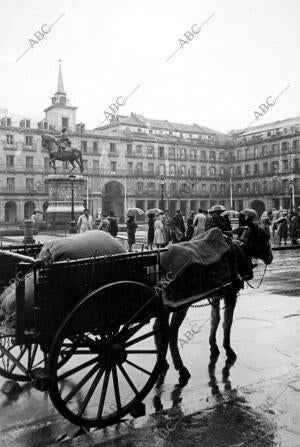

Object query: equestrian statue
[41,128,84,174]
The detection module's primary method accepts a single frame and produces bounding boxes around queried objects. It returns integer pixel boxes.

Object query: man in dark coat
[107,211,118,237]
[171,210,186,243]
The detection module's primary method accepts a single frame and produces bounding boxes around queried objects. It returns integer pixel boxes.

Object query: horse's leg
[223,292,237,360]
[169,309,191,385]
[68,160,75,173]
[209,299,221,357]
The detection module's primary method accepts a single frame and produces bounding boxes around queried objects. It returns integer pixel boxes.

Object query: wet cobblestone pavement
[0,249,299,446]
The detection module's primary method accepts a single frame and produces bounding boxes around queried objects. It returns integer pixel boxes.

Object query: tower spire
[56,59,65,95]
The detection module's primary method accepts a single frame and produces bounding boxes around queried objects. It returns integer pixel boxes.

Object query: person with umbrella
[154,212,166,248]
[127,214,138,252]
[146,213,155,250]
[171,210,186,243]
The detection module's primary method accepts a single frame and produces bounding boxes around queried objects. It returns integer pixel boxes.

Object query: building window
[109,142,116,154]
[25,120,30,128]
[93,142,99,154]
[6,118,12,127]
[245,165,250,176]
[83,160,88,171]
[282,159,289,171]
[6,155,14,168]
[43,121,49,130]
[282,179,288,191]
[170,183,176,192]
[294,158,300,173]
[180,148,187,159]
[136,162,143,173]
[263,181,268,192]
[137,182,143,192]
[148,163,154,174]
[236,150,241,161]
[210,184,217,193]
[219,167,225,177]
[93,160,99,173]
[191,165,197,176]
[292,140,299,150]
[169,164,176,176]
[201,166,206,177]
[148,182,155,191]
[137,128,141,133]
[190,149,196,160]
[245,183,250,192]
[26,178,34,191]
[210,166,216,176]
[158,147,165,158]
[181,183,188,193]
[263,162,268,174]
[261,145,267,156]
[62,117,69,129]
[254,147,258,158]
[25,136,33,147]
[254,164,259,174]
[26,157,33,170]
[220,184,225,194]
[219,152,224,162]
[110,161,116,173]
[180,165,186,177]
[136,145,143,155]
[127,162,133,173]
[81,141,88,153]
[159,164,166,175]
[127,144,133,156]
[7,178,15,190]
[169,147,176,158]
[253,182,259,193]
[272,144,279,155]
[147,145,154,158]
[200,150,206,161]
[201,184,206,193]
[209,151,216,162]
[6,134,13,145]
[245,148,250,159]
[271,161,279,174]
[236,166,241,176]
[282,142,289,153]
[237,184,242,193]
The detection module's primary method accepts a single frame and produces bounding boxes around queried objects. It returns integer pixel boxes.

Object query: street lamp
[69,174,77,234]
[159,175,166,210]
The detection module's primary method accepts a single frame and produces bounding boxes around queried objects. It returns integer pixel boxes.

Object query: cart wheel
[48,281,169,428]
[0,338,44,382]
[0,336,75,382]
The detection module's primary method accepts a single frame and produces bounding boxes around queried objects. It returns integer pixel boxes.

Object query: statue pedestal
[45,174,85,230]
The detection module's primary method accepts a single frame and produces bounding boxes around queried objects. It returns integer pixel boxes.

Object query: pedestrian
[154,213,166,248]
[162,211,171,245]
[107,211,118,237]
[146,213,155,250]
[77,209,93,233]
[186,210,195,241]
[193,208,206,237]
[276,213,288,245]
[261,211,271,238]
[290,212,299,245]
[98,215,110,232]
[204,209,213,231]
[211,210,231,233]
[171,210,186,243]
[127,215,137,252]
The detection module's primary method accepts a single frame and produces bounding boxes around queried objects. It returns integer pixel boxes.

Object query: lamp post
[160,175,166,210]
[69,174,77,233]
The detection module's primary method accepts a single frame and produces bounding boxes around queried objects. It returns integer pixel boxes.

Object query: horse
[41,134,84,174]
[155,221,273,386]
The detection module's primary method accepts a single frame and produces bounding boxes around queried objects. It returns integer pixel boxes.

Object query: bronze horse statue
[41,134,84,174]
[155,221,273,386]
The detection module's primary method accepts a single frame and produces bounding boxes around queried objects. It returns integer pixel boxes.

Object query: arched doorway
[102,181,124,219]
[250,200,265,217]
[4,201,17,224]
[24,201,35,219]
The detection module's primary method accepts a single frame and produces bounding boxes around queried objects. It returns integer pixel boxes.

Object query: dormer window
[25,136,33,147]
[43,121,49,130]
[6,118,12,127]
[25,120,30,128]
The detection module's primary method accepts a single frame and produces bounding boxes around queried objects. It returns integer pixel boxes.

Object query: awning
[46,205,85,213]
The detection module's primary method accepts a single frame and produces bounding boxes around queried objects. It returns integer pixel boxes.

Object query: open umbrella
[221,210,239,216]
[145,208,163,216]
[210,204,226,212]
[240,208,258,219]
[127,207,144,217]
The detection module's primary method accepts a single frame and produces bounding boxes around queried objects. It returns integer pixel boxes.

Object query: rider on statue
[56,127,71,156]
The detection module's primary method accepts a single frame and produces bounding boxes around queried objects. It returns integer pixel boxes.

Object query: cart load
[0,231,126,326]
[160,228,246,302]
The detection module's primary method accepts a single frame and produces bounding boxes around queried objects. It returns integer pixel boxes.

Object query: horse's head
[41,133,57,150]
[240,220,273,265]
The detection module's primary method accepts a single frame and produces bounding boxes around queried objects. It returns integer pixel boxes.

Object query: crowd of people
[77,206,300,251]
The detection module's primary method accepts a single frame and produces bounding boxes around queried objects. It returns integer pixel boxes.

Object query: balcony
[23,142,37,151]
[108,149,119,157]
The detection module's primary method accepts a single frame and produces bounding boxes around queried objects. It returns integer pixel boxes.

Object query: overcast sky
[0,0,299,133]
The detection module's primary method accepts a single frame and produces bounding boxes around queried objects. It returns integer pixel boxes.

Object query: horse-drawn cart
[0,226,272,429]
